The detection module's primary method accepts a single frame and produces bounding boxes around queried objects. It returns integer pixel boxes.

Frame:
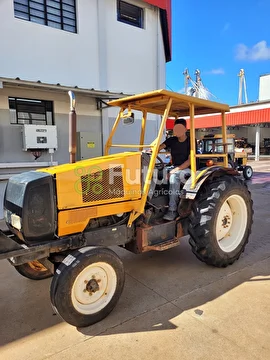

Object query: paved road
[0,162,270,360]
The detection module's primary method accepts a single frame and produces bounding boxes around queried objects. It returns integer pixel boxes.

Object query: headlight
[11,214,22,230]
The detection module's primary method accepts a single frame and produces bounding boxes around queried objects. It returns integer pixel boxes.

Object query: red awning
[166,108,270,130]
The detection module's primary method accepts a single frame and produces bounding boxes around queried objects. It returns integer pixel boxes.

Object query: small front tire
[50,247,125,327]
[15,261,53,280]
[243,165,253,180]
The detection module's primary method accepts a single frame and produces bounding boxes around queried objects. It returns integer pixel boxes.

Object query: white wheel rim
[246,168,252,177]
[216,194,248,253]
[71,262,117,315]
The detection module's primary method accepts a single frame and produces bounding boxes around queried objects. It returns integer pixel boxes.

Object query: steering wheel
[155,155,165,170]
[143,151,165,170]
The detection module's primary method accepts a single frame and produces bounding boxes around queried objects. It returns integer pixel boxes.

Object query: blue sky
[166,0,270,106]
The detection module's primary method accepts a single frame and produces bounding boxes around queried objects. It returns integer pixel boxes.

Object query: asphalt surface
[0,160,270,360]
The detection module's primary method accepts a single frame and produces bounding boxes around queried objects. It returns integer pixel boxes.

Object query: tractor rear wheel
[188,175,253,267]
[50,247,125,327]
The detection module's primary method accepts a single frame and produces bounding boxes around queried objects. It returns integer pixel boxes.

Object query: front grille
[4,171,56,243]
[81,166,124,203]
[26,183,54,234]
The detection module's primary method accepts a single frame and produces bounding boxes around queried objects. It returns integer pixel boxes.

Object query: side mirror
[122,112,134,125]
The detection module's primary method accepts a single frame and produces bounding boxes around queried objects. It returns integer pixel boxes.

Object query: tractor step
[145,237,180,251]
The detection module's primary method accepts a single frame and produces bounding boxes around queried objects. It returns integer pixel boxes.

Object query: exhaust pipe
[68,91,76,163]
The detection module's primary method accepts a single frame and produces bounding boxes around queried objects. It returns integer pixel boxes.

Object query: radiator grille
[81,166,124,203]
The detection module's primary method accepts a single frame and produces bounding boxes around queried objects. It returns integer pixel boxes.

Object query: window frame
[13,0,77,34]
[117,0,144,29]
[8,97,55,126]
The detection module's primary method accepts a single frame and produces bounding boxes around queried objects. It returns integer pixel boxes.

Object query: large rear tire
[50,247,125,327]
[15,261,53,280]
[188,175,253,267]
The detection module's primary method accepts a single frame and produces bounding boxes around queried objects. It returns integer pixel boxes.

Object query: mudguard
[180,166,240,200]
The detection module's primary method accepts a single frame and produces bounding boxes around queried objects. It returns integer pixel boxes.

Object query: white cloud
[205,68,225,75]
[235,40,270,61]
[178,87,186,93]
[221,23,230,33]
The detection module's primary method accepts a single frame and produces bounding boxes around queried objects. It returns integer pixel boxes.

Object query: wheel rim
[216,194,248,253]
[28,261,48,272]
[71,262,117,315]
[246,167,252,177]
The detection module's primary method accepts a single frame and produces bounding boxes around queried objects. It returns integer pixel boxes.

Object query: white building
[0,0,171,164]
[259,74,270,101]
[0,0,171,217]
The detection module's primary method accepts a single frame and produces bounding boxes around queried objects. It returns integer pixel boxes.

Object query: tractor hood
[37,152,142,210]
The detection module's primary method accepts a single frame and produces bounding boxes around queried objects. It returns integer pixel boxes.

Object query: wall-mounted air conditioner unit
[22,124,58,151]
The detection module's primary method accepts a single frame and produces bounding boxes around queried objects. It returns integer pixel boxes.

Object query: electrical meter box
[22,124,58,151]
[76,131,102,160]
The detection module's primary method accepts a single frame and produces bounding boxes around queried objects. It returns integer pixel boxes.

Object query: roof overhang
[0,77,132,98]
[143,0,171,62]
[166,104,270,130]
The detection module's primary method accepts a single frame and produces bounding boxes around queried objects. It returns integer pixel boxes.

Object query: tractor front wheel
[50,247,125,327]
[188,175,253,267]
[243,165,253,180]
[15,261,53,280]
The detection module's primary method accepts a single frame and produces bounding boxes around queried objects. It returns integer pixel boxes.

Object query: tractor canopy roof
[107,89,230,118]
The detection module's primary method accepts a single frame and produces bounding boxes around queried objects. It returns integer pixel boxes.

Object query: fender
[180,166,240,200]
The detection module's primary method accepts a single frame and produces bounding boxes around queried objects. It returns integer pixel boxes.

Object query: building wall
[0,0,168,218]
[0,0,166,163]
[259,74,270,101]
[0,86,164,163]
[105,0,166,92]
[0,0,165,94]
[0,87,101,164]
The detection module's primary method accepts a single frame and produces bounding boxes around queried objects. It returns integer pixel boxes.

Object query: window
[117,0,144,28]
[13,0,77,33]
[216,138,234,153]
[9,97,54,125]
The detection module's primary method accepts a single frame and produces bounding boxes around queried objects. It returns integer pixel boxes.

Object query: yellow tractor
[0,89,253,327]
[201,133,253,180]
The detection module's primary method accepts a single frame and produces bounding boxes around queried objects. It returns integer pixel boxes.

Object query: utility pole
[194,69,202,97]
[238,69,248,104]
[183,68,190,94]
